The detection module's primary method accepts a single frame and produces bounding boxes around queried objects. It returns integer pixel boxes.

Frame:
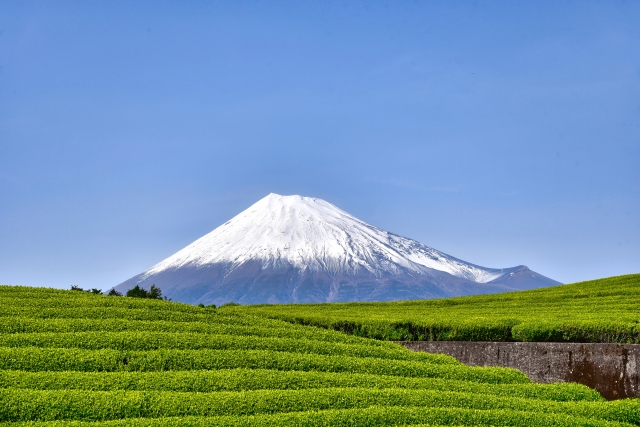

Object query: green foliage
[125,285,149,299]
[147,284,162,300]
[1,387,638,423]
[229,274,640,343]
[6,407,634,427]
[70,286,102,295]
[107,288,122,297]
[0,331,460,363]
[0,347,525,383]
[124,284,167,300]
[0,280,637,426]
[0,317,392,346]
[219,301,240,308]
[0,369,602,401]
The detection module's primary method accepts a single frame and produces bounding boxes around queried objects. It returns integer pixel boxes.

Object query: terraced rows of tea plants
[230,274,640,343]
[1,285,639,426]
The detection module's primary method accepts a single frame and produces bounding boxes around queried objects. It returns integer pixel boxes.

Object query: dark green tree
[148,284,162,300]
[107,288,122,297]
[71,285,102,295]
[125,284,166,300]
[125,285,148,298]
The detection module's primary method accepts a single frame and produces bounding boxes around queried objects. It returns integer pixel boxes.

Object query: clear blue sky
[1,1,638,290]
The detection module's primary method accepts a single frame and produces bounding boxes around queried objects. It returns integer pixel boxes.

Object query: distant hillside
[226,274,640,343]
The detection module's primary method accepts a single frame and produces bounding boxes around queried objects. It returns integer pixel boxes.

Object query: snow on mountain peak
[141,193,510,284]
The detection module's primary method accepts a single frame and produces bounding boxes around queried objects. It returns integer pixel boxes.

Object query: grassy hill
[1,283,639,425]
[228,274,640,342]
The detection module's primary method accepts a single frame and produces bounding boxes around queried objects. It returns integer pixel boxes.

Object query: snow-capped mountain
[115,193,560,305]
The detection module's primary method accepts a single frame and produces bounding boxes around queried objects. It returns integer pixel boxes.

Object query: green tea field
[0,283,639,426]
[229,274,640,343]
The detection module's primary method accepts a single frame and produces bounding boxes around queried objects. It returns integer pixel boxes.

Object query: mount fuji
[115,193,560,305]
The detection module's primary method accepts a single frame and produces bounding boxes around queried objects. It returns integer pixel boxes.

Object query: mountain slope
[115,194,560,305]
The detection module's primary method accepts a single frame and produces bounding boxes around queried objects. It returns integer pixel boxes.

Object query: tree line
[71,284,169,300]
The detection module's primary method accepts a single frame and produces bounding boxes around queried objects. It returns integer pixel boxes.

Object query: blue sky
[1,1,638,290]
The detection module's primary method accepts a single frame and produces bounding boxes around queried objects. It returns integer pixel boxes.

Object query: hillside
[228,274,640,342]
[1,284,639,425]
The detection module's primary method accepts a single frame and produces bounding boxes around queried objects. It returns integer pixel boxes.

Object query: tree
[126,285,148,299]
[148,284,162,300]
[219,301,240,308]
[107,288,122,296]
[125,284,166,300]
[71,285,103,295]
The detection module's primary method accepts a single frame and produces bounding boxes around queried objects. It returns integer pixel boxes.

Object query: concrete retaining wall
[397,341,640,400]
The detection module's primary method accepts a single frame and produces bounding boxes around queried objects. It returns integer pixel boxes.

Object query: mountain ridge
[116,193,560,305]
